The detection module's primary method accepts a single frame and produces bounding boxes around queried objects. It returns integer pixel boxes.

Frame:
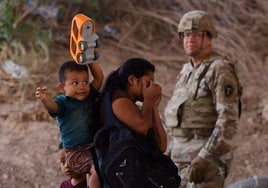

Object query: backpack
[91,91,181,188]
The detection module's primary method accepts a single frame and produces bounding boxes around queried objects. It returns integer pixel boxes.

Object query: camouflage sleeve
[199,60,240,162]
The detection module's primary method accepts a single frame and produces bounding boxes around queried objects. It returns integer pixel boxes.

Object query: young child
[36,60,103,187]
[59,142,87,188]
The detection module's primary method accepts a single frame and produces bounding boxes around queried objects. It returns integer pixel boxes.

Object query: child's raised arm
[88,62,103,91]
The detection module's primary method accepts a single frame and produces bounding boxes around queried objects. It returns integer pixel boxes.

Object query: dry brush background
[0,0,268,187]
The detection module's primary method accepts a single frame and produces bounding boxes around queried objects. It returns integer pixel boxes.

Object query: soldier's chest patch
[225,85,233,97]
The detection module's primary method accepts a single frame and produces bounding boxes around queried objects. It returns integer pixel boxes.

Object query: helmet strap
[197,31,205,53]
[194,31,212,57]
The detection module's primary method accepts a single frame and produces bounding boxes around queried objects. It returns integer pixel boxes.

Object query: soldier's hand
[189,156,218,184]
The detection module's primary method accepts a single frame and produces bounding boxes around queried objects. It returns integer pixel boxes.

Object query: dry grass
[1,0,267,105]
[0,1,267,186]
[106,0,268,90]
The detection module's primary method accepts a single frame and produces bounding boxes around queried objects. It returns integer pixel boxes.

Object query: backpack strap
[91,91,116,187]
[103,91,119,125]
[89,146,104,185]
[93,90,135,188]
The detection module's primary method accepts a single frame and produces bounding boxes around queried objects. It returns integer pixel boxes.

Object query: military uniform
[165,51,241,187]
[164,10,242,188]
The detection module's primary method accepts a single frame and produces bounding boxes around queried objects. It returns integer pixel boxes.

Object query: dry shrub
[105,0,183,66]
[0,69,19,103]
[106,0,268,90]
[1,0,267,120]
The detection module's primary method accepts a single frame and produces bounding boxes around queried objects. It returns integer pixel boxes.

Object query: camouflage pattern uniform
[164,10,242,188]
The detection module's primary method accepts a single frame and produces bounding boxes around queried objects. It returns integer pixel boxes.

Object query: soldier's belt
[170,128,213,137]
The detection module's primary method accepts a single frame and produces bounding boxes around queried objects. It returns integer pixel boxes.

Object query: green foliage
[60,0,112,23]
[0,0,112,104]
[0,0,53,64]
[0,0,23,41]
[84,0,111,22]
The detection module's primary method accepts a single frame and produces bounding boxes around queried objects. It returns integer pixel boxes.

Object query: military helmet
[178,10,217,38]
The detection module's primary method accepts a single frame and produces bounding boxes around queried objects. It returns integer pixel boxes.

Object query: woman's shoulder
[111,89,130,102]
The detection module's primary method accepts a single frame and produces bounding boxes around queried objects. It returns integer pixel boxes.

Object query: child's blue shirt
[50,84,99,148]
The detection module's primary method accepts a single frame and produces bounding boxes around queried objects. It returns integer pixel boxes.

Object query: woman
[94,58,180,188]
[101,57,167,152]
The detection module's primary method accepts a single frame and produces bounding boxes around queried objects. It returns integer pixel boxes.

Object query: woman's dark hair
[102,58,155,93]
[58,60,88,83]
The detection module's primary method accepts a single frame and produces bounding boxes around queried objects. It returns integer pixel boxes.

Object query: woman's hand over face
[143,80,162,106]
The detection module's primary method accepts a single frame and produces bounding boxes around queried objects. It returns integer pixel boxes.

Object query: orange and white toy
[70,13,101,65]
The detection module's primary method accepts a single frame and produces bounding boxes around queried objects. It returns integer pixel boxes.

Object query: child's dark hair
[102,58,155,93]
[58,60,88,83]
[59,141,63,150]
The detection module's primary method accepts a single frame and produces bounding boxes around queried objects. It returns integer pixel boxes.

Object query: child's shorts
[64,144,93,174]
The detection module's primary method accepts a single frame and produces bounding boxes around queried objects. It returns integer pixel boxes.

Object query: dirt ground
[1,1,268,187]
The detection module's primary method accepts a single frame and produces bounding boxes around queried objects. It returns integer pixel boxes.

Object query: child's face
[60,70,90,101]
[59,149,82,178]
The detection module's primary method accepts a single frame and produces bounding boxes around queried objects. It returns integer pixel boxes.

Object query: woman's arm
[112,81,161,136]
[112,97,150,135]
[152,96,167,153]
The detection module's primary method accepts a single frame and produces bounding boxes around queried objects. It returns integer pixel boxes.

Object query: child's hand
[36,87,47,100]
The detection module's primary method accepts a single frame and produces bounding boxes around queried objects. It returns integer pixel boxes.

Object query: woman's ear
[58,83,65,93]
[128,75,137,86]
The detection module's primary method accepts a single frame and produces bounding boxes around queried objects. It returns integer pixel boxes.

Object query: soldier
[164,10,242,188]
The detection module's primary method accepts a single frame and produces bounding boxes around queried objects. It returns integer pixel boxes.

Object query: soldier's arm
[199,62,240,161]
